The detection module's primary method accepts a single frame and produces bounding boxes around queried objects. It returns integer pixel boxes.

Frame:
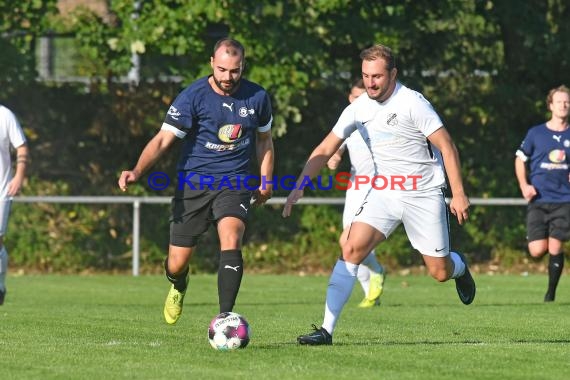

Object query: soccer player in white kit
[283,44,475,345]
[0,105,28,305]
[327,79,385,308]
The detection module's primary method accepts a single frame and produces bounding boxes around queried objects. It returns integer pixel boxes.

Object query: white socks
[450,251,466,278]
[322,260,358,335]
[357,250,383,296]
[0,246,7,292]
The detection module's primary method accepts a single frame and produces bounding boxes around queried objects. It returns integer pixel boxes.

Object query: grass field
[1,273,570,379]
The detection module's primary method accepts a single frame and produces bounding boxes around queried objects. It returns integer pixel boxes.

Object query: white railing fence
[13,196,527,276]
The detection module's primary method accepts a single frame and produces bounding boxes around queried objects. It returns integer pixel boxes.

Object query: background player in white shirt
[327,78,385,308]
[0,105,28,305]
[283,44,475,345]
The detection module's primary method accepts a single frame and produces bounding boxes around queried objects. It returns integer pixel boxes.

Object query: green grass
[1,273,569,379]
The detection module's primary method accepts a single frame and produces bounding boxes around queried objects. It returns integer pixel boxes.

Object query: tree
[0,0,57,86]
[4,0,570,271]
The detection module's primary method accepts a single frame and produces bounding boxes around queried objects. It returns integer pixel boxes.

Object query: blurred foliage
[1,0,570,273]
[0,0,57,87]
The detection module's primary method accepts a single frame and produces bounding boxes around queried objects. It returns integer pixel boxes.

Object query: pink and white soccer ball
[208,312,250,350]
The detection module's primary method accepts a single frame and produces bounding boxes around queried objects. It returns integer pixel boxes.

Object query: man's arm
[428,127,470,225]
[7,144,28,196]
[118,129,178,191]
[282,131,344,217]
[253,129,274,205]
[514,156,536,201]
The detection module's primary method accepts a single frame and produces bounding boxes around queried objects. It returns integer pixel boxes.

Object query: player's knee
[219,231,243,249]
[528,246,547,258]
[341,242,364,263]
[528,240,548,257]
[528,250,545,258]
[167,256,189,274]
[341,243,354,261]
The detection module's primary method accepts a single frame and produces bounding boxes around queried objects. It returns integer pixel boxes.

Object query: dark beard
[213,77,240,94]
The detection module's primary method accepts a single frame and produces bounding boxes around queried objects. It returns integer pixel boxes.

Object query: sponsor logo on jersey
[223,102,234,111]
[205,137,250,152]
[218,124,243,143]
[540,149,569,170]
[548,149,566,163]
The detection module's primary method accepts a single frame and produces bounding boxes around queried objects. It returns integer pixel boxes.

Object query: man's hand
[118,170,140,192]
[449,194,470,225]
[251,186,272,206]
[519,183,537,202]
[6,176,24,196]
[327,153,342,170]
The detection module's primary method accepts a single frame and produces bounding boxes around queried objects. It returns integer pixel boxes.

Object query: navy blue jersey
[162,76,272,182]
[516,123,570,203]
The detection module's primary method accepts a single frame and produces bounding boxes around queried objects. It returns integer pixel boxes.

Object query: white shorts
[342,186,372,228]
[0,198,12,236]
[352,188,450,257]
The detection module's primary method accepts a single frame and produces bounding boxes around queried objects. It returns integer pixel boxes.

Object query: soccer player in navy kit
[515,85,570,302]
[118,38,274,324]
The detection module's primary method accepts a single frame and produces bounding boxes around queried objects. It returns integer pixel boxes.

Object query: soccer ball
[208,312,250,351]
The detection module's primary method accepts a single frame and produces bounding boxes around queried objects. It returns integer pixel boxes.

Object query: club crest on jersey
[239,107,255,117]
[218,124,243,143]
[387,113,398,126]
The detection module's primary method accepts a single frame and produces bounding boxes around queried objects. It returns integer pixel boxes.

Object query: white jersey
[332,82,446,191]
[0,105,26,198]
[344,132,375,178]
[341,132,375,227]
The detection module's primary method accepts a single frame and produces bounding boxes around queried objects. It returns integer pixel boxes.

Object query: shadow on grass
[366,301,570,307]
[253,338,570,349]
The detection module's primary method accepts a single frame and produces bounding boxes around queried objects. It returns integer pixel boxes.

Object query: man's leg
[526,204,561,302]
[0,201,10,305]
[298,222,384,345]
[357,250,385,308]
[545,253,564,302]
[217,217,246,313]
[544,237,564,302]
[341,227,385,307]
[164,245,194,324]
[422,252,475,305]
[0,242,7,306]
[404,191,475,305]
